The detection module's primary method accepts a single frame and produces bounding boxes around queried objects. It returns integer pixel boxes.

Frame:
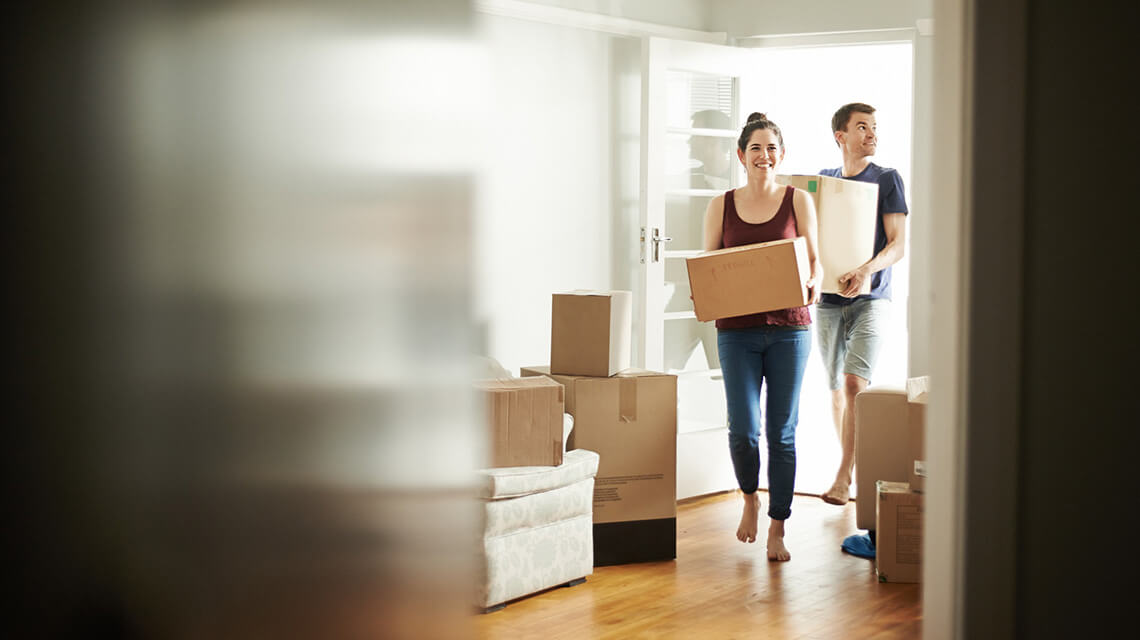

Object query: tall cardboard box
[474,376,565,468]
[777,174,878,295]
[521,365,677,565]
[907,376,930,492]
[854,386,912,531]
[550,290,632,377]
[875,481,924,583]
[685,236,810,322]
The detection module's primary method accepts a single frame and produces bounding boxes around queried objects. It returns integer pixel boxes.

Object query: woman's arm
[792,188,823,304]
[702,194,725,252]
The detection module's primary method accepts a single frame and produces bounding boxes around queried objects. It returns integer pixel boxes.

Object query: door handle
[652,228,672,263]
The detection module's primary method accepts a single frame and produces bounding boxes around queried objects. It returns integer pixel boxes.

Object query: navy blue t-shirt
[818,162,908,304]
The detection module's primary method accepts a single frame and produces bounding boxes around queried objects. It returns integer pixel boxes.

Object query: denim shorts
[815,298,891,390]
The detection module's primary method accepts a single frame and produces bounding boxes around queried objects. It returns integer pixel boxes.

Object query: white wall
[706,0,929,36]
[475,13,642,374]
[493,0,709,32]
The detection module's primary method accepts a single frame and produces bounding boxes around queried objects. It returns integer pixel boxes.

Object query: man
[817,103,909,507]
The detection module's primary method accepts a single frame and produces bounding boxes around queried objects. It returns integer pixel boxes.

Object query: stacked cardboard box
[474,376,565,468]
[907,376,929,492]
[550,290,632,377]
[522,365,677,566]
[856,377,932,583]
[854,387,911,531]
[521,288,677,566]
[876,480,924,583]
[854,376,932,530]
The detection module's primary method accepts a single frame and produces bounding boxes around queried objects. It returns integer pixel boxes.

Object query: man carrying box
[818,103,910,507]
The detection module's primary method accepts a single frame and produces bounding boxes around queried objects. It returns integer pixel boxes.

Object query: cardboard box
[685,236,810,322]
[777,174,878,295]
[474,376,565,468]
[875,481,924,583]
[907,376,930,492]
[521,365,677,565]
[854,386,911,531]
[550,290,632,377]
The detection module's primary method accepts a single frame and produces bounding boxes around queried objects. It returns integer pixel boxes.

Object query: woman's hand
[806,272,822,305]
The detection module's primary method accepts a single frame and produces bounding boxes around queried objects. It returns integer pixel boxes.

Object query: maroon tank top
[715,186,811,329]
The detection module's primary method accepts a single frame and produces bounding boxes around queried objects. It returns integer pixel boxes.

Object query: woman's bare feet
[822,480,850,505]
[736,492,760,543]
[767,520,791,562]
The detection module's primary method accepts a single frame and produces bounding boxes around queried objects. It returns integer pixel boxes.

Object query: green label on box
[808,179,817,192]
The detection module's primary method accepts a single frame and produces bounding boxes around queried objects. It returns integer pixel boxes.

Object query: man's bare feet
[822,480,850,505]
[767,520,791,562]
[736,492,760,543]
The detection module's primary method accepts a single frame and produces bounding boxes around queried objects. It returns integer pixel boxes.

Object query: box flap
[523,365,671,380]
[614,368,671,379]
[557,289,619,297]
[690,237,800,259]
[474,376,562,392]
[906,376,930,404]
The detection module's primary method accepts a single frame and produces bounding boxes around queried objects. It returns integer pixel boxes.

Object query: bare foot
[822,480,850,505]
[736,492,760,543]
[767,520,791,562]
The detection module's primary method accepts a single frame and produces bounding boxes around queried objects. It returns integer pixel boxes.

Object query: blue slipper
[841,533,875,559]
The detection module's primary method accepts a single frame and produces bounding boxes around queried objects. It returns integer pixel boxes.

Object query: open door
[638,36,752,499]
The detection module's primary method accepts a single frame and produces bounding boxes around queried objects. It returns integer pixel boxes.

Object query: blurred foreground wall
[3,2,481,638]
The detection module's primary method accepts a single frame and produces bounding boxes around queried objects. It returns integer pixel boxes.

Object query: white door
[637,37,751,500]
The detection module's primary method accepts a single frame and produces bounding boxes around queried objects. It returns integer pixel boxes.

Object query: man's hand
[837,268,869,298]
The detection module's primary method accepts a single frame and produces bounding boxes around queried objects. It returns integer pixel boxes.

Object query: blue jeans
[718,326,811,521]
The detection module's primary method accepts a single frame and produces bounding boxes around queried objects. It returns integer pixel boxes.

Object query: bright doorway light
[741,41,914,495]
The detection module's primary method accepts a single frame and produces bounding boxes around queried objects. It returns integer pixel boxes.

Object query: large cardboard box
[907,376,930,492]
[685,236,810,322]
[550,290,632,377]
[777,174,878,295]
[854,386,911,531]
[521,365,677,565]
[474,376,565,468]
[875,481,924,583]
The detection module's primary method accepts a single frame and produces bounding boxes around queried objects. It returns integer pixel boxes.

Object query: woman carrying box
[702,112,822,561]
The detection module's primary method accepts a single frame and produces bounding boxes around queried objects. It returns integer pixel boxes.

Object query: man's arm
[837,212,906,297]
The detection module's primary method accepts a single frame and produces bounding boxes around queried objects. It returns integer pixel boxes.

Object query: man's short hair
[831,102,876,133]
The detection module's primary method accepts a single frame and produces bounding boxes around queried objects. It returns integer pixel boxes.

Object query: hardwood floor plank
[475,490,921,639]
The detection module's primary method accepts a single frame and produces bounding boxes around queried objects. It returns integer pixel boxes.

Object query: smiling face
[737,128,784,178]
[836,111,877,158]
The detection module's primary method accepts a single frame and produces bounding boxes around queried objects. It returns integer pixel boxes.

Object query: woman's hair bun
[747,112,768,123]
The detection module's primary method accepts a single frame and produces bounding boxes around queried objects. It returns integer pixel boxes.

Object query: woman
[702,112,822,561]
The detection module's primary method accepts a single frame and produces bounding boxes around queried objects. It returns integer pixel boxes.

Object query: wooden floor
[474,490,921,640]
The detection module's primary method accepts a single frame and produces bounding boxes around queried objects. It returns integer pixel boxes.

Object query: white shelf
[669,368,722,379]
[666,126,737,138]
[663,249,703,259]
[678,418,727,435]
[665,188,721,198]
